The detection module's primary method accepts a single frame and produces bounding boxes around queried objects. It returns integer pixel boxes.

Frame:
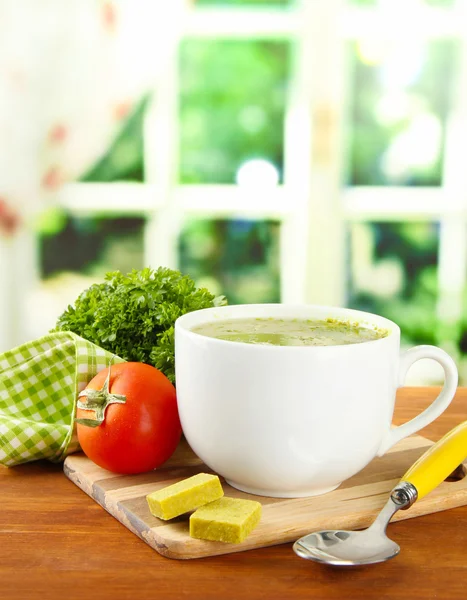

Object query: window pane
[347,222,449,383]
[79,98,147,183]
[40,214,145,278]
[29,214,145,338]
[179,40,289,184]
[348,39,457,186]
[348,222,439,343]
[179,218,280,303]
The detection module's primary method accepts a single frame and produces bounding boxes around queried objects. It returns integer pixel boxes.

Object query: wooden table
[2,387,467,600]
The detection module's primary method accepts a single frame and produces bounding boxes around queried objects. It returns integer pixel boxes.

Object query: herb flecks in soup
[191,317,388,347]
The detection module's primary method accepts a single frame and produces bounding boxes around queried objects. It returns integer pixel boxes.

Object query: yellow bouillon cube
[146,473,223,520]
[190,497,262,543]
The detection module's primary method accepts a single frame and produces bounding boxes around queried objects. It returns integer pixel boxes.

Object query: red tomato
[76,362,181,474]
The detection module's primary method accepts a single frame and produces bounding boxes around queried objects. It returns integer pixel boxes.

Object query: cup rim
[175,303,399,350]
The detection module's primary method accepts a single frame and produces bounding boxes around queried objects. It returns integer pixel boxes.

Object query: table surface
[2,387,467,600]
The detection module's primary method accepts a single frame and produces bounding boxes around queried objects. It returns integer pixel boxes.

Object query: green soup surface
[191,317,388,347]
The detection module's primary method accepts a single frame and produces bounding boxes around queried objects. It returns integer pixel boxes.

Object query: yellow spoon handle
[401,420,467,501]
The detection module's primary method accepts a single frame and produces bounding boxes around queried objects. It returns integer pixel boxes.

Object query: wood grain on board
[64,433,467,560]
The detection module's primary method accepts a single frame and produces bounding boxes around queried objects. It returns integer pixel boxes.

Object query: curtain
[0,0,190,351]
[0,0,189,234]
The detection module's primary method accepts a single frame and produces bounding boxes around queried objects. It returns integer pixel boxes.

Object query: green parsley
[53,267,227,384]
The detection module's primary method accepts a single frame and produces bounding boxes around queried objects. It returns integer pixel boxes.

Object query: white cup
[175,304,458,498]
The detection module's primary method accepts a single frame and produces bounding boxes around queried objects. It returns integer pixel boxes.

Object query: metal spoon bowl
[294,531,399,567]
[293,493,404,566]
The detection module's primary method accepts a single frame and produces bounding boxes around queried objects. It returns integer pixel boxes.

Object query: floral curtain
[0,0,190,352]
[0,0,189,236]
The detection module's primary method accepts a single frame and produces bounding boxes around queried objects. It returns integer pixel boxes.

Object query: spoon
[294,419,467,567]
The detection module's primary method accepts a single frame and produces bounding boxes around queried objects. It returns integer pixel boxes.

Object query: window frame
[2,0,466,355]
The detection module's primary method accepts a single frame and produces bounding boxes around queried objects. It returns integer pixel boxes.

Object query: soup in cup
[175,304,457,498]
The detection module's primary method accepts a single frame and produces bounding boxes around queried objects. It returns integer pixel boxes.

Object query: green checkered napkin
[0,331,124,467]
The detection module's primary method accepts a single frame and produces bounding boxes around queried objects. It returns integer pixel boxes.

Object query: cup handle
[376,345,458,457]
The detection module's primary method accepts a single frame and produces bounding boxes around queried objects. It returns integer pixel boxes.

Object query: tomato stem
[75,365,126,428]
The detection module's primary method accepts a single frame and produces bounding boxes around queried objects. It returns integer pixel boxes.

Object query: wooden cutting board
[63,434,467,560]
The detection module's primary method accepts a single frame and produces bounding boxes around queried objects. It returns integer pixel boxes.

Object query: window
[6,0,467,384]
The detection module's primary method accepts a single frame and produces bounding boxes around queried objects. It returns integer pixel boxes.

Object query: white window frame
[2,0,467,356]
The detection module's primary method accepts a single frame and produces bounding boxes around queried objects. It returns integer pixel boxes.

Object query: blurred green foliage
[348,40,457,186]
[80,97,147,183]
[40,216,145,279]
[179,218,281,304]
[348,223,440,345]
[348,220,467,383]
[179,39,288,183]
